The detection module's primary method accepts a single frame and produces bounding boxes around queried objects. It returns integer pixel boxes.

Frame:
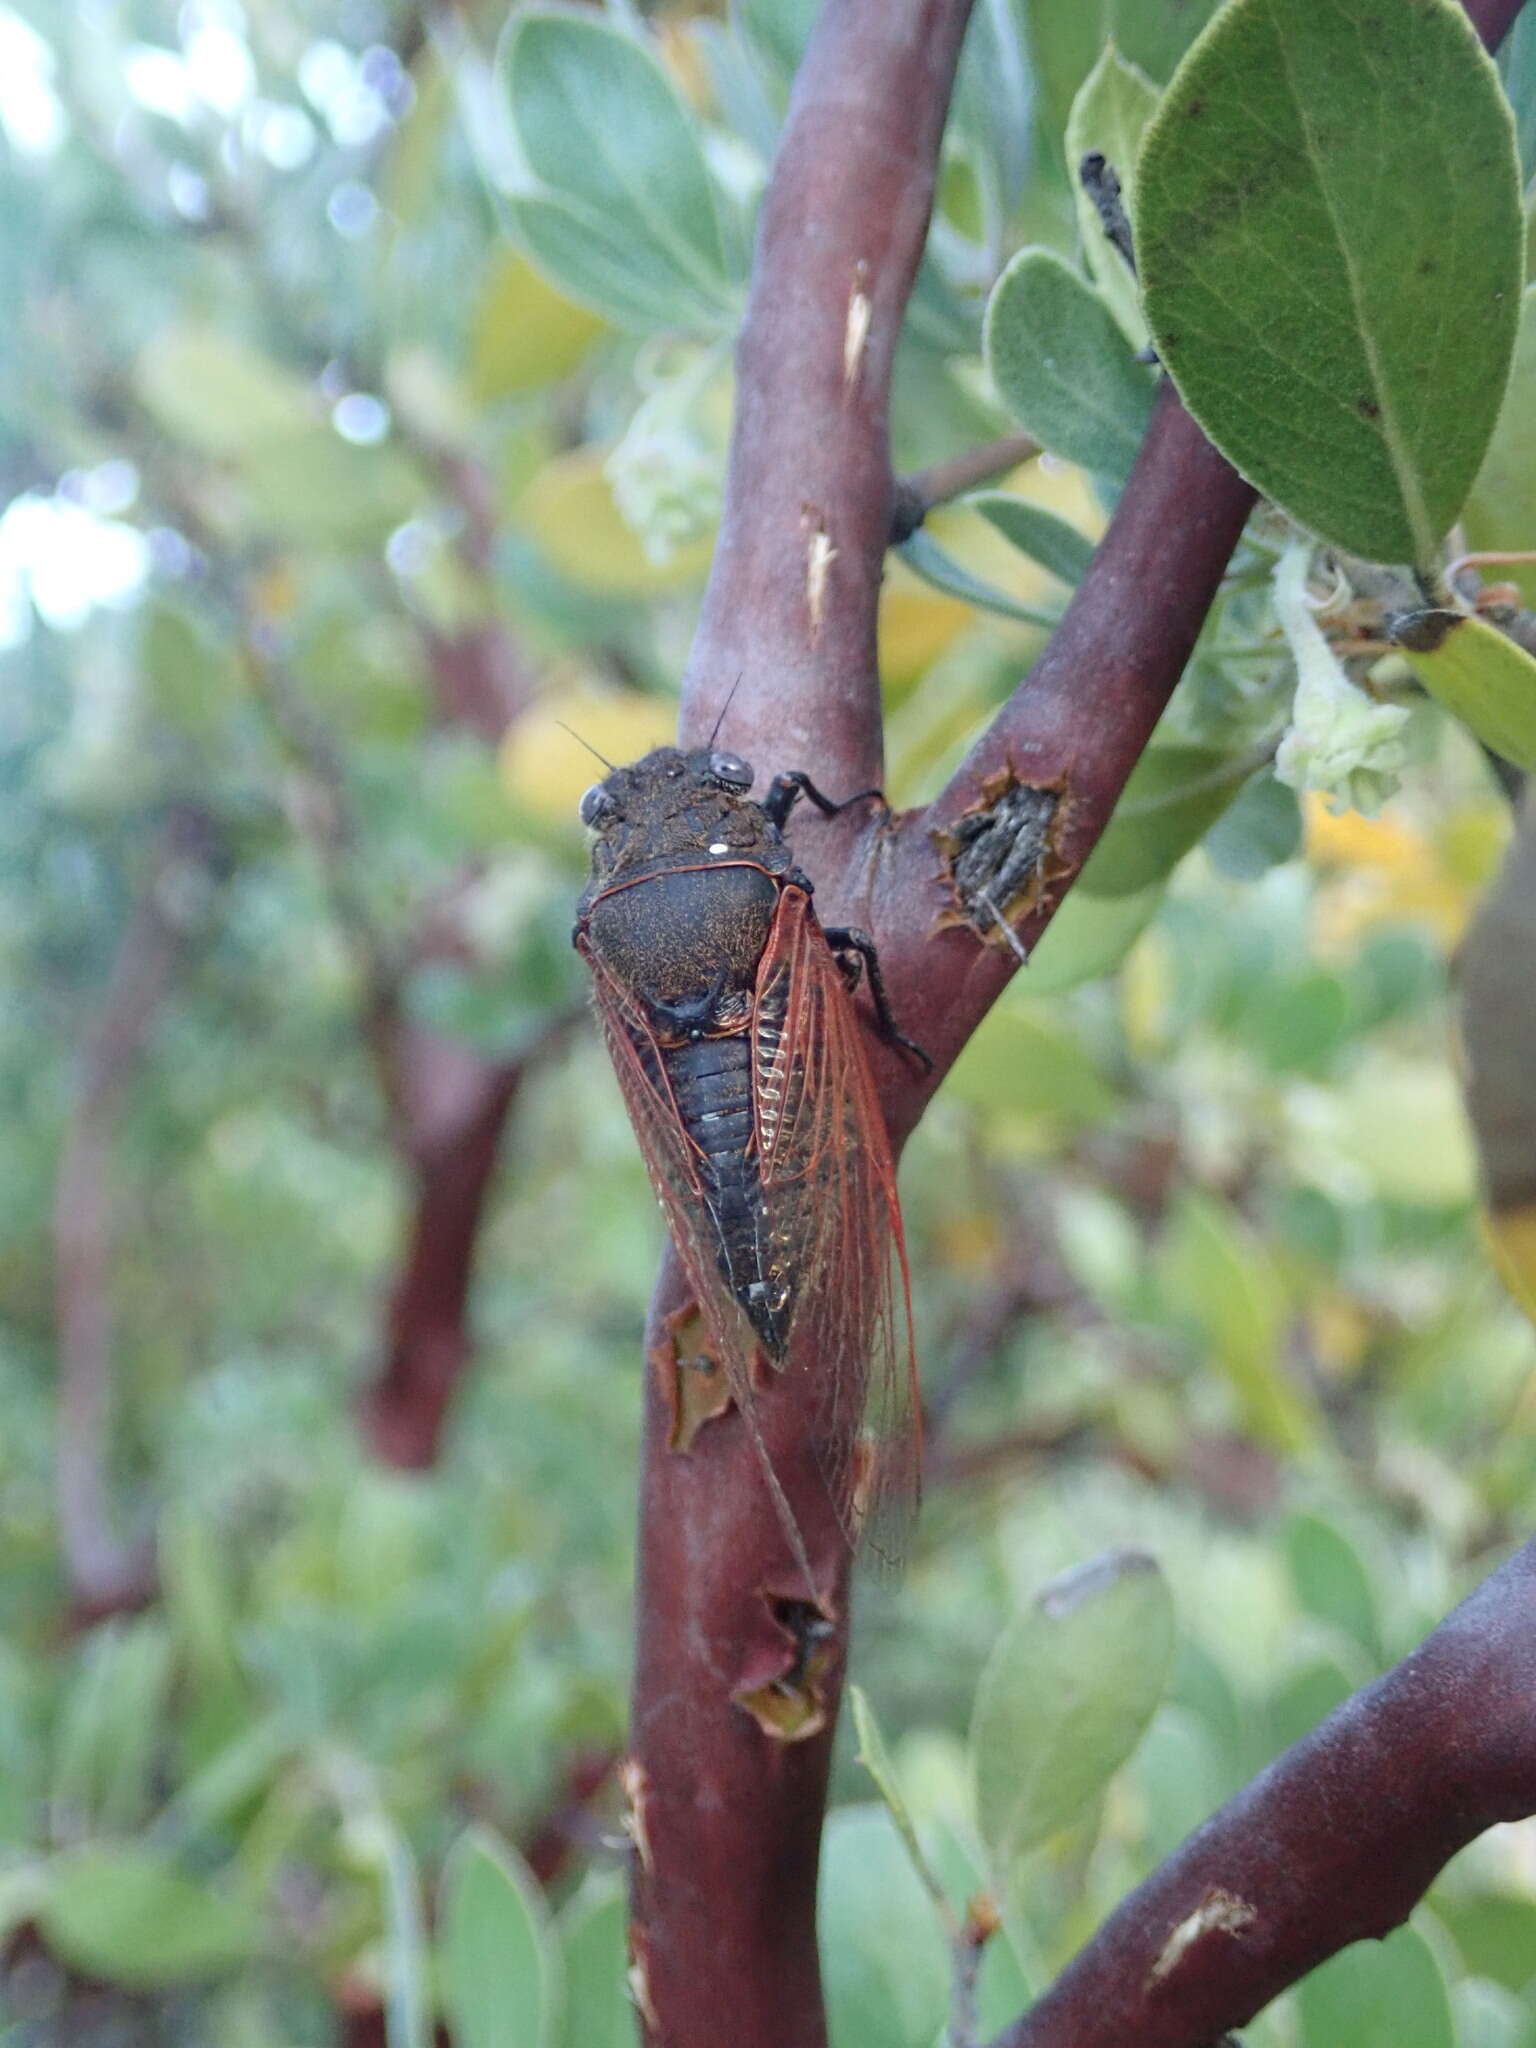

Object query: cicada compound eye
[708,750,753,792]
[579,782,612,828]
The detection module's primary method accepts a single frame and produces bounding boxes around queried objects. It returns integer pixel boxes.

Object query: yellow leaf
[499,674,675,823]
[1394,608,1536,774]
[469,252,605,403]
[517,448,714,594]
[1332,1055,1476,1207]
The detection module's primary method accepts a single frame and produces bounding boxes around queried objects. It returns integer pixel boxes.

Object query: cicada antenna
[708,673,744,748]
[556,720,615,770]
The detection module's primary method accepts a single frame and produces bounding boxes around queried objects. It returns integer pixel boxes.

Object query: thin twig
[891,432,1042,542]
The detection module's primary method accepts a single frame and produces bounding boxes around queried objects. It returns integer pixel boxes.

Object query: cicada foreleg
[821,925,932,1074]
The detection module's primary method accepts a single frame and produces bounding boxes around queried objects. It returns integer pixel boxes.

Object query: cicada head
[576,744,780,889]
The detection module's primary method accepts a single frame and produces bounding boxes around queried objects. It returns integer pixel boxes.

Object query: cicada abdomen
[572,741,927,1568]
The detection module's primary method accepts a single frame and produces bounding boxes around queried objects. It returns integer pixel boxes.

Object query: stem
[891,432,1042,542]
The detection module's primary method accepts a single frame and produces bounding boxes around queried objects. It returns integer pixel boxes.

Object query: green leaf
[37,1846,259,1987]
[1159,1192,1320,1454]
[895,529,1059,629]
[1025,0,1220,167]
[1296,1923,1454,2048]
[1063,45,1160,346]
[51,1620,174,1836]
[1077,744,1255,899]
[966,491,1096,585]
[970,1549,1175,1872]
[134,325,314,456]
[1284,1512,1383,1659]
[1392,608,1536,773]
[984,249,1156,480]
[1024,880,1165,994]
[819,1807,950,2048]
[1435,1892,1536,1994]
[1267,1651,1360,1756]
[1137,0,1523,565]
[1203,769,1303,880]
[848,1686,949,1916]
[1463,288,1536,607]
[1451,1978,1535,2048]
[440,1826,560,2048]
[501,11,739,333]
[946,1005,1120,1125]
[556,1883,633,2048]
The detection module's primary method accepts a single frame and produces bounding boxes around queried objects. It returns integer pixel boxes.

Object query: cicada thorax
[584,854,799,1356]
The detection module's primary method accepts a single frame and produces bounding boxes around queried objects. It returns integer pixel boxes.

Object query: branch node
[620,1757,655,1875]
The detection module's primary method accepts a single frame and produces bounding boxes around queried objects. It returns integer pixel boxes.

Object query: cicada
[573,742,927,1567]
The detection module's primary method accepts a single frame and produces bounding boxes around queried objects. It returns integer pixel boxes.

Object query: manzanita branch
[991,1536,1536,2048]
[633,6,977,2045]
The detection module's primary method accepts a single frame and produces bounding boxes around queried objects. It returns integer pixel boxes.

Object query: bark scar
[1149,1888,1257,1985]
[803,508,837,644]
[844,259,872,390]
[650,1300,732,1452]
[619,1756,654,1874]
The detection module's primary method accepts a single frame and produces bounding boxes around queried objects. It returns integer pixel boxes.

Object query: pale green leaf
[1025,0,1220,166]
[1462,287,1536,607]
[970,1550,1175,1871]
[1392,607,1536,773]
[38,1846,259,1987]
[1077,744,1256,898]
[134,325,314,457]
[946,1005,1119,1125]
[984,249,1156,480]
[848,1686,950,1916]
[1024,881,1166,994]
[440,1826,560,2048]
[1296,1923,1454,2048]
[557,1883,634,2048]
[1284,1512,1383,1660]
[1159,1193,1320,1453]
[895,529,1059,629]
[1137,0,1523,565]
[501,11,739,332]
[1064,44,1160,345]
[819,1807,949,2048]
[966,491,1096,585]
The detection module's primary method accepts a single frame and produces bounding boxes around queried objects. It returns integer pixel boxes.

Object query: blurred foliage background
[3,0,1536,2043]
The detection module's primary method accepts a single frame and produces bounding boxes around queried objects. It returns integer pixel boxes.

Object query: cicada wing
[577,942,761,1405]
[753,888,921,1571]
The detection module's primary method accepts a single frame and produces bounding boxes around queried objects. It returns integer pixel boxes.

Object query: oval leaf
[966,491,1096,586]
[819,1807,950,2048]
[895,529,1059,629]
[984,248,1157,480]
[970,1549,1175,1871]
[1137,0,1523,565]
[1064,44,1161,346]
[440,1825,560,2048]
[1296,1922,1454,2048]
[1077,744,1256,899]
[501,11,739,332]
[1392,608,1536,773]
[556,1883,632,2048]
[38,1846,258,1987]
